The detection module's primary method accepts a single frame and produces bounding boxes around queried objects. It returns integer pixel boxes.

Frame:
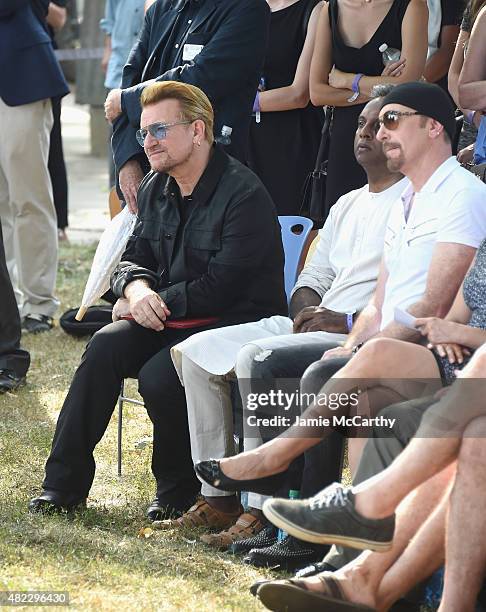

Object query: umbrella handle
[75,306,88,321]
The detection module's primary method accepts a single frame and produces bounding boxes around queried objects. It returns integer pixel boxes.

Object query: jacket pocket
[184,228,221,274]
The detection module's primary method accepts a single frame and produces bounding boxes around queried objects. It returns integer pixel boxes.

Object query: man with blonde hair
[30,81,287,524]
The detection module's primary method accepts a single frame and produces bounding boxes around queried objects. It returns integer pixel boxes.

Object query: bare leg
[293,465,454,609]
[220,338,440,481]
[352,348,486,520]
[377,487,448,609]
[440,417,486,612]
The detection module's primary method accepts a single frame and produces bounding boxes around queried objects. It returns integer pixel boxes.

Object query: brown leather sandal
[257,572,376,611]
[152,498,242,530]
[200,512,265,549]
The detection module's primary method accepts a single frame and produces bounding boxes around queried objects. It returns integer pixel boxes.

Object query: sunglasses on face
[377,110,422,131]
[136,120,192,146]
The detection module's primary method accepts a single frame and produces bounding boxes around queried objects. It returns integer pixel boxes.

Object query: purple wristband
[351,73,364,94]
[346,313,354,333]
[253,92,260,114]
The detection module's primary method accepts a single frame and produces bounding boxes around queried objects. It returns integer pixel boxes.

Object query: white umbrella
[75,206,137,321]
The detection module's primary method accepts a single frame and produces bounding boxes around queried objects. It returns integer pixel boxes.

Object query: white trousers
[175,316,346,504]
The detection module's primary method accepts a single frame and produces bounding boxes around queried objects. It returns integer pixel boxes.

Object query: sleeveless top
[322,0,411,210]
[434,239,486,385]
[329,0,410,77]
[247,0,324,216]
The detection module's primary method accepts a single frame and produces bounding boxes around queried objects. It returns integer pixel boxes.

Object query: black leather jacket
[111,147,287,322]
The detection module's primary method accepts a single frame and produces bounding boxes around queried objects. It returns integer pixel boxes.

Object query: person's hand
[101,48,111,74]
[328,66,350,90]
[127,284,171,331]
[293,306,347,333]
[321,346,353,361]
[428,342,471,364]
[104,88,123,123]
[119,160,144,213]
[414,317,458,345]
[112,298,132,322]
[381,58,406,77]
[457,143,475,166]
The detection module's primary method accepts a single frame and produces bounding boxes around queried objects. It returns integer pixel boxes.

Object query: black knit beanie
[380,81,456,141]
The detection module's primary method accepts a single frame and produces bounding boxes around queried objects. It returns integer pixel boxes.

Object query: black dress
[247,0,325,216]
[326,0,410,209]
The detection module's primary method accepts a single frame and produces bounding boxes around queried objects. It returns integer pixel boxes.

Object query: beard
[149,147,192,174]
[384,145,405,173]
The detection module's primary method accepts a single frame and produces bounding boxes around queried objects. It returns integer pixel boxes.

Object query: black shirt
[111,145,287,322]
[145,0,206,81]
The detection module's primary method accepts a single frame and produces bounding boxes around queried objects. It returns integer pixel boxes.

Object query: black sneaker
[22,314,54,334]
[263,483,395,552]
[229,525,277,555]
[243,534,327,570]
[0,369,26,393]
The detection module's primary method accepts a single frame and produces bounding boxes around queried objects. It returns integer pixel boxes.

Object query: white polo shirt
[381,157,486,328]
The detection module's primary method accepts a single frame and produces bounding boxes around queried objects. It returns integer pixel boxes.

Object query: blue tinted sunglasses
[136,120,192,146]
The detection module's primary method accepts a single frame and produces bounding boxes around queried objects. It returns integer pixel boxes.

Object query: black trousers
[48,96,68,230]
[248,341,347,497]
[43,319,230,506]
[0,220,30,377]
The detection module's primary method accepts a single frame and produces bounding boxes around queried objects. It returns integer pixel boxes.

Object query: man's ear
[193,118,206,142]
[429,118,444,140]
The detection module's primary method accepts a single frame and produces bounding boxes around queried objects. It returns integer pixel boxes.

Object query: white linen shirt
[381,157,486,328]
[293,178,409,315]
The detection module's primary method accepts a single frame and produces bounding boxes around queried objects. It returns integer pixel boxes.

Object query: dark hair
[370,83,396,99]
[470,0,486,27]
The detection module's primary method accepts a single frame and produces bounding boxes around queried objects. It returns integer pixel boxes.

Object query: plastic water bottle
[379,43,401,65]
[277,490,300,542]
[216,125,232,146]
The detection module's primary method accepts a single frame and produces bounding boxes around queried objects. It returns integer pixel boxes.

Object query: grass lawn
[0,242,274,611]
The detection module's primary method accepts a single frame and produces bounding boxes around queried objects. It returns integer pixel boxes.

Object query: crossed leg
[219,337,442,481]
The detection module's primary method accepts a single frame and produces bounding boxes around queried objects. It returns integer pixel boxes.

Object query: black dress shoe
[243,534,328,570]
[0,369,26,393]
[229,525,278,555]
[146,498,185,522]
[146,489,199,522]
[22,314,54,334]
[195,459,287,496]
[29,490,86,514]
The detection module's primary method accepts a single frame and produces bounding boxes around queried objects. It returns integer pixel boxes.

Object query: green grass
[0,242,275,611]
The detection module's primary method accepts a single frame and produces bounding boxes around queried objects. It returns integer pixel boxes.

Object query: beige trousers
[0,97,58,317]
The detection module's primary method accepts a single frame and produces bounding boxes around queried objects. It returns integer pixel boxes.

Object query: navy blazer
[112,0,270,170]
[0,0,68,106]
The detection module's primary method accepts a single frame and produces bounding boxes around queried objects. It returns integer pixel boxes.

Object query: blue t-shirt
[99,0,145,90]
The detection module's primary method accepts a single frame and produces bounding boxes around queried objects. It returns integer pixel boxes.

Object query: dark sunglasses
[136,120,192,146]
[377,110,422,130]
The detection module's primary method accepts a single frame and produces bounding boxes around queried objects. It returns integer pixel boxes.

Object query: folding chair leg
[117,380,124,477]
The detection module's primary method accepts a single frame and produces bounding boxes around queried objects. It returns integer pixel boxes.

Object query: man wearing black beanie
[379,81,457,143]
[271,79,486,585]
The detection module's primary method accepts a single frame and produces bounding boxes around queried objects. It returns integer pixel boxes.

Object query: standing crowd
[1,0,486,609]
